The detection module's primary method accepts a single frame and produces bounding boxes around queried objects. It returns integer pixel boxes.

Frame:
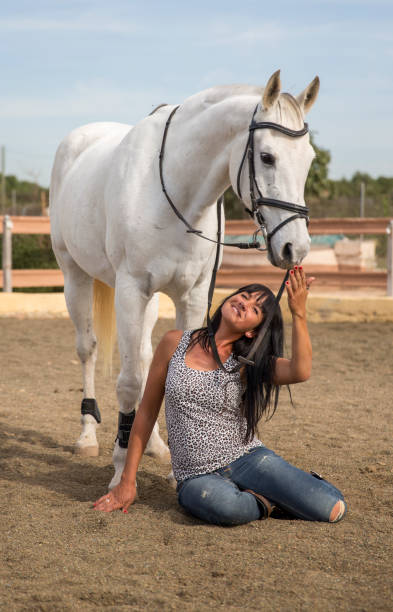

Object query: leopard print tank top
[165,330,262,483]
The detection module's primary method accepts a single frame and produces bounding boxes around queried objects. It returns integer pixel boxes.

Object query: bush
[224,187,248,220]
[0,234,62,292]
[0,234,58,269]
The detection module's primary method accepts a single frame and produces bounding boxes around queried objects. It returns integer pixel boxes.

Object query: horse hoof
[108,472,121,490]
[161,449,172,464]
[166,471,177,489]
[74,445,99,457]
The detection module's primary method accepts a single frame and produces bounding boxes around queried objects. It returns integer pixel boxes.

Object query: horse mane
[148,103,168,116]
[277,93,304,129]
[180,85,305,129]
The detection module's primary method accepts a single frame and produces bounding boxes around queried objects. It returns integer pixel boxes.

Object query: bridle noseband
[236,105,310,255]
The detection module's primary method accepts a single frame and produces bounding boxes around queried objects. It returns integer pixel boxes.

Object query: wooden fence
[1,215,393,295]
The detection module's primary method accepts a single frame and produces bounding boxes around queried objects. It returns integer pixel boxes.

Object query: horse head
[230,70,320,269]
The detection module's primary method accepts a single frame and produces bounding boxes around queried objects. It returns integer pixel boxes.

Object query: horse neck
[163,95,256,225]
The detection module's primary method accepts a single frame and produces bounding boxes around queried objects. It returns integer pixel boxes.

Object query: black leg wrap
[116,410,136,449]
[81,398,101,424]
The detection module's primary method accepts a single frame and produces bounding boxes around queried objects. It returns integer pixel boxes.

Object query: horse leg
[174,284,209,330]
[62,257,100,456]
[109,281,169,490]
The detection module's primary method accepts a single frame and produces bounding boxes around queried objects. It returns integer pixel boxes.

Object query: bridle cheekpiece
[236,104,310,255]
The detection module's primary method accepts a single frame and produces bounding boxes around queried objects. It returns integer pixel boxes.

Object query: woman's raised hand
[93,481,137,513]
[285,266,315,319]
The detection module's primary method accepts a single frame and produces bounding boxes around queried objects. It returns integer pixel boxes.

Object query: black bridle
[158,103,311,371]
[236,105,310,257]
[159,106,261,251]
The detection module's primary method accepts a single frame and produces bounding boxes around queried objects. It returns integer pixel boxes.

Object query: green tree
[0,173,49,212]
[305,133,331,199]
[224,186,248,220]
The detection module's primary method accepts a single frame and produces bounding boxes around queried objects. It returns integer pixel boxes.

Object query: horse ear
[262,70,281,110]
[296,76,320,114]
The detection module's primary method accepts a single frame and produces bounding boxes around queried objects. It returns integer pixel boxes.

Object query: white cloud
[197,69,238,87]
[0,81,164,120]
[0,17,139,33]
[319,0,392,5]
[197,22,289,47]
[197,15,391,50]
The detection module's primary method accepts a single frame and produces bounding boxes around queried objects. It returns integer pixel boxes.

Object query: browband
[249,121,309,137]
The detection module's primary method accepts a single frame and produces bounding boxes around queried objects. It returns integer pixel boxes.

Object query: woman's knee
[312,494,347,523]
[178,476,259,526]
[329,499,347,523]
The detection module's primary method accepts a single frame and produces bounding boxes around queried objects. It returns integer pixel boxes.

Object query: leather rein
[158,103,310,371]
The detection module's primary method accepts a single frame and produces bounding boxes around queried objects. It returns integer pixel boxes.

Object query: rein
[159,106,261,251]
[158,102,310,371]
[205,195,290,371]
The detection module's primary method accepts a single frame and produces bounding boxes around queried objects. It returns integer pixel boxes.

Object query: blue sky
[1,0,392,187]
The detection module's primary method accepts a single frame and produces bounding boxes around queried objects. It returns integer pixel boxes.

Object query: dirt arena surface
[0,317,392,611]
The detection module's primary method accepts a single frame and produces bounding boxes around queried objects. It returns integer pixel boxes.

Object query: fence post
[387,220,393,297]
[2,214,13,292]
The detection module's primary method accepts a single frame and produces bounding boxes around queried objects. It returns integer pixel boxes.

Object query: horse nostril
[282,242,293,261]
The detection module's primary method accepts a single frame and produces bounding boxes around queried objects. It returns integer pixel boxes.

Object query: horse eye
[260,152,275,166]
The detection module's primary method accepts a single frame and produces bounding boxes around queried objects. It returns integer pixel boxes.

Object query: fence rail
[217,267,388,291]
[225,217,392,235]
[0,215,51,234]
[1,215,393,295]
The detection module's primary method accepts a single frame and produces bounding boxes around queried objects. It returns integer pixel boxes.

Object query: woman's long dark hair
[188,284,284,442]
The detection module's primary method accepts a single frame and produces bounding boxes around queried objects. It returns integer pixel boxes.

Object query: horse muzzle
[268,231,311,269]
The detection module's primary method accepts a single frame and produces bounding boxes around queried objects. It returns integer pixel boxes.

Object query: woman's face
[221,291,265,335]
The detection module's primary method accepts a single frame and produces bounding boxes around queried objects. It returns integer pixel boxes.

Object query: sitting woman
[94,266,346,525]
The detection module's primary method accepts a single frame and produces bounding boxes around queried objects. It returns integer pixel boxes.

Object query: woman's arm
[273,266,315,386]
[93,329,182,513]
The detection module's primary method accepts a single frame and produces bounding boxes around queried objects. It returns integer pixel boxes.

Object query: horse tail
[93,279,116,376]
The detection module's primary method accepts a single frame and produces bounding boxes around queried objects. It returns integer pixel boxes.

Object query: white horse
[50,70,319,488]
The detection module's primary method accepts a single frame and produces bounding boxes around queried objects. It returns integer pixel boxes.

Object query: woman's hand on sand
[285,266,315,319]
[93,481,137,513]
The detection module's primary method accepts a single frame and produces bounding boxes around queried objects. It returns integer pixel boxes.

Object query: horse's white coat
[50,73,319,488]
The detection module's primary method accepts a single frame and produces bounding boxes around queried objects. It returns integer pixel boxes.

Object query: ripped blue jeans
[177,446,346,526]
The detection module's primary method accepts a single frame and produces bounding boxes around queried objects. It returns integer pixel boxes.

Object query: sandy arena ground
[0,317,392,611]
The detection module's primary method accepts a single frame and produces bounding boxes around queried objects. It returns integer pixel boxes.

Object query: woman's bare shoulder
[156,329,184,361]
[162,329,184,345]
